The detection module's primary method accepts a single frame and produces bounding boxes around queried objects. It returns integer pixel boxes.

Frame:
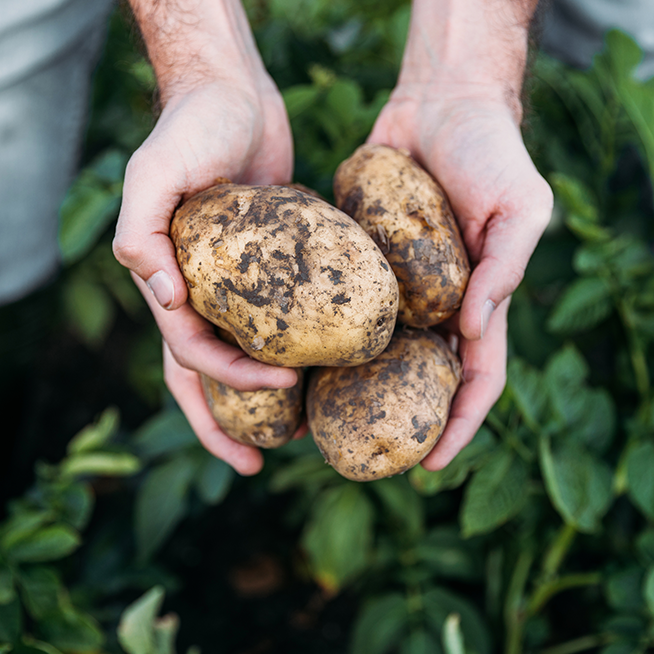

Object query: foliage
[5,4,654,654]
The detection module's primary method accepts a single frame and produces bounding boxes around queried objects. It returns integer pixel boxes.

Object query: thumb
[459,180,553,340]
[113,148,190,311]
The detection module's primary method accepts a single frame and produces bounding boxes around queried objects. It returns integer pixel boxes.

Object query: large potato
[171,183,399,367]
[201,369,304,449]
[307,328,461,481]
[333,144,470,327]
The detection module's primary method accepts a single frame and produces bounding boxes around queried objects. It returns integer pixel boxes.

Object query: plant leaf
[60,452,141,479]
[194,455,233,505]
[460,447,529,538]
[539,436,613,532]
[135,454,199,563]
[410,427,496,495]
[302,483,374,594]
[626,441,654,520]
[67,407,120,454]
[118,586,165,654]
[351,593,408,654]
[547,277,613,334]
[5,526,80,563]
[132,410,198,462]
[18,567,62,620]
[644,567,654,616]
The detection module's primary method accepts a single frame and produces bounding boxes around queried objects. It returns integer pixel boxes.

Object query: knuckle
[111,234,141,269]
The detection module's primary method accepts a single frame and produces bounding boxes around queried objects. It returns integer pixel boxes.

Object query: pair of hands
[113,67,552,476]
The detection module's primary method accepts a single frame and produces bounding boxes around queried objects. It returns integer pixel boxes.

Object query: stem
[504,550,533,654]
[485,412,534,463]
[541,524,577,579]
[539,634,613,654]
[615,294,650,402]
[527,573,602,616]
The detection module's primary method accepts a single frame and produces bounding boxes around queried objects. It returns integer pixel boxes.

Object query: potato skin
[333,144,470,327]
[171,183,398,367]
[307,328,461,481]
[201,369,304,448]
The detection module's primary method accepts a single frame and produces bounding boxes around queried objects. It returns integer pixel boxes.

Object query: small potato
[171,183,398,367]
[334,144,470,327]
[307,329,461,481]
[201,369,304,449]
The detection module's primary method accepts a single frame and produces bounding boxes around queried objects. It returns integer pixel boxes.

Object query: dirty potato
[201,369,304,448]
[307,329,461,481]
[333,144,470,327]
[171,183,399,367]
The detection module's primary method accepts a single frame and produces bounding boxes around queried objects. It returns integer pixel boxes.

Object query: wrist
[398,0,538,122]
[128,0,269,105]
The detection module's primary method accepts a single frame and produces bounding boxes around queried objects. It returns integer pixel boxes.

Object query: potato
[198,327,304,448]
[307,328,461,481]
[201,369,304,448]
[171,183,399,367]
[333,144,470,327]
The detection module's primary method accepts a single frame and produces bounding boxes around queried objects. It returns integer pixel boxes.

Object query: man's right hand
[113,0,297,474]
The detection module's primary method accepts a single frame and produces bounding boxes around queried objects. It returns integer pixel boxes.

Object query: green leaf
[606,567,645,611]
[415,528,481,581]
[60,452,141,479]
[351,593,408,654]
[539,436,613,532]
[58,151,126,265]
[422,587,491,654]
[399,629,441,654]
[442,613,465,654]
[636,529,654,566]
[550,173,598,222]
[135,454,199,563]
[283,85,319,118]
[269,453,340,492]
[38,608,104,653]
[63,276,115,349]
[544,345,590,428]
[547,277,613,334]
[302,483,374,594]
[57,484,94,531]
[67,407,120,454]
[15,638,64,654]
[118,586,165,654]
[460,447,529,538]
[0,566,14,605]
[194,455,233,505]
[132,410,198,462]
[643,567,654,616]
[567,388,616,453]
[326,79,364,125]
[626,441,654,520]
[409,427,496,495]
[508,359,547,430]
[369,477,424,540]
[0,512,53,551]
[17,567,62,620]
[0,598,21,643]
[5,526,80,563]
[153,614,179,654]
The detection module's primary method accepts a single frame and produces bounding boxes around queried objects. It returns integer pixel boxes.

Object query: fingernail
[480,299,496,338]
[147,271,175,309]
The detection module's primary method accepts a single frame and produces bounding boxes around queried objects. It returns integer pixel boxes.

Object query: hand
[369,90,552,468]
[114,78,298,472]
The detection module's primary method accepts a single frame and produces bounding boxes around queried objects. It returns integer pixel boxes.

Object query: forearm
[399,0,540,120]
[127,0,267,103]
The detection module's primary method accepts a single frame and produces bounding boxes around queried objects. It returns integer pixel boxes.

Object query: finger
[133,274,298,391]
[458,167,552,341]
[113,138,195,311]
[163,342,264,475]
[421,298,509,471]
